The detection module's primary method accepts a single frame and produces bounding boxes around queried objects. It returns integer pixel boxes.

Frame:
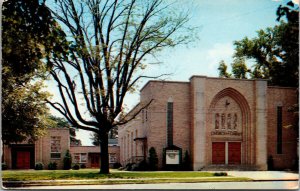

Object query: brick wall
[119,77,297,171]
[39,128,70,169]
[267,87,298,170]
[141,81,191,168]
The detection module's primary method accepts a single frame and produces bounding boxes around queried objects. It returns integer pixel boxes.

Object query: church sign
[211,131,242,136]
[166,150,180,164]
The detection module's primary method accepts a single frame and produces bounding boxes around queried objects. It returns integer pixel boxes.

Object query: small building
[118,76,298,171]
[3,128,120,169]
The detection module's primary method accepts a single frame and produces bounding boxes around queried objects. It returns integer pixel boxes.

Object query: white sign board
[166,150,180,164]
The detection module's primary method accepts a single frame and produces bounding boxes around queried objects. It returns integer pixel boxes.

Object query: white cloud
[206,43,234,70]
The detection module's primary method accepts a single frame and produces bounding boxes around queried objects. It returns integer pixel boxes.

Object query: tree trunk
[100,132,109,174]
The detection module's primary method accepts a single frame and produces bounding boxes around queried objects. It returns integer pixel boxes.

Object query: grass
[3,169,216,181]
[2,169,252,186]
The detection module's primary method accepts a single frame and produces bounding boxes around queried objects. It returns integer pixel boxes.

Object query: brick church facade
[119,76,298,170]
[3,128,120,169]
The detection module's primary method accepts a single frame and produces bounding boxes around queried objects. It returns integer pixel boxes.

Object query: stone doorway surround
[191,76,267,170]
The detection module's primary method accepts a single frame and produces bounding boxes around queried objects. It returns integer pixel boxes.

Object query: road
[7,181,299,190]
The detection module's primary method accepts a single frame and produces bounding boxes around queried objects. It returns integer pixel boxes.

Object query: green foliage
[1,0,61,144]
[48,162,57,170]
[72,164,80,170]
[148,147,158,171]
[80,164,86,169]
[233,20,298,86]
[112,163,122,169]
[2,163,8,170]
[182,150,191,171]
[217,60,231,78]
[231,58,249,79]
[276,1,299,23]
[213,172,228,176]
[49,115,70,128]
[35,162,44,170]
[3,170,249,183]
[63,150,72,170]
[2,81,50,144]
[267,155,274,170]
[2,0,55,82]
[217,3,298,87]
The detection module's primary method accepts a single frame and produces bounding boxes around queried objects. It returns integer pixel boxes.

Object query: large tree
[2,0,59,144]
[218,1,299,87]
[91,126,118,146]
[46,0,194,173]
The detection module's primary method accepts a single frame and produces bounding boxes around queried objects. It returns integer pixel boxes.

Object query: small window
[50,136,61,159]
[109,153,117,163]
[81,153,87,163]
[167,102,173,146]
[74,153,87,163]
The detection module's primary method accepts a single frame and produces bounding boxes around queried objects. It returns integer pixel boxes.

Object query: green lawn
[2,169,251,186]
[3,169,216,181]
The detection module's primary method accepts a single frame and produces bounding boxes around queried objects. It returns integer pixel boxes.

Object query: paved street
[8,181,299,190]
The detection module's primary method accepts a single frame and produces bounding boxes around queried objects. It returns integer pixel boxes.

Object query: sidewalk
[226,171,299,181]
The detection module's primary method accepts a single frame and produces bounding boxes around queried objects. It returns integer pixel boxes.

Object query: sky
[46,0,295,146]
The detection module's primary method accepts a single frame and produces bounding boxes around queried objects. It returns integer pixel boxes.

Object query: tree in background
[49,115,81,146]
[46,0,195,174]
[2,0,58,144]
[217,1,299,87]
[231,58,249,79]
[63,150,72,170]
[277,1,299,143]
[217,60,231,78]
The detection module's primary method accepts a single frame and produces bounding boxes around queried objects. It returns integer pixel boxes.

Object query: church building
[118,76,298,170]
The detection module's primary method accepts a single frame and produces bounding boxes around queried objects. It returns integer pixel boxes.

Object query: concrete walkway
[226,171,299,181]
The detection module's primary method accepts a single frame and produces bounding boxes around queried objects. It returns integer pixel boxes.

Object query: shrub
[138,160,149,171]
[267,155,274,170]
[48,162,57,170]
[213,172,228,176]
[63,150,72,170]
[148,147,158,171]
[72,164,80,170]
[35,162,44,170]
[113,162,122,169]
[182,150,191,171]
[2,163,8,170]
[131,163,139,171]
[125,163,134,171]
[80,164,86,169]
[132,160,148,171]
